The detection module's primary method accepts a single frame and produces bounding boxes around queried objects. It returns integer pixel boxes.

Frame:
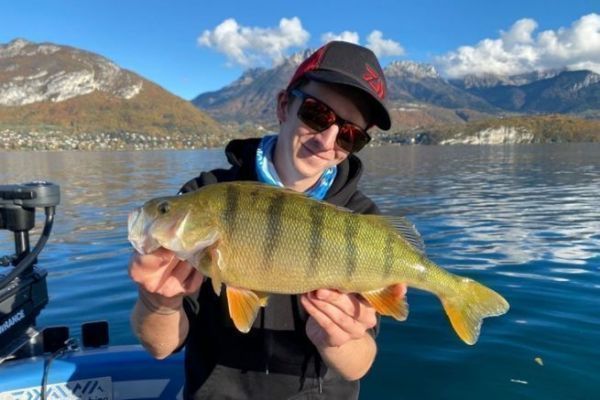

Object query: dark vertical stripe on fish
[344,214,358,278]
[383,232,394,279]
[307,202,324,276]
[224,185,240,238]
[264,192,285,269]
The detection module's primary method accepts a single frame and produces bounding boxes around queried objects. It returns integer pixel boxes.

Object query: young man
[129,41,406,399]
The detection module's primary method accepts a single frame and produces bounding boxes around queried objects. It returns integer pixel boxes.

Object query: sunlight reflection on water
[1,143,599,399]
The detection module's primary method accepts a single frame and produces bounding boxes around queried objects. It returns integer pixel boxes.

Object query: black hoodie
[180,138,379,400]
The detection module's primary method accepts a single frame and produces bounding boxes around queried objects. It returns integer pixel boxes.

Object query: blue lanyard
[255,135,337,200]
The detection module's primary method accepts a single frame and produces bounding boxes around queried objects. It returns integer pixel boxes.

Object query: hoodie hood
[223,138,364,206]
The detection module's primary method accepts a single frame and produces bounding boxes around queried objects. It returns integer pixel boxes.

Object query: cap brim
[305,70,391,130]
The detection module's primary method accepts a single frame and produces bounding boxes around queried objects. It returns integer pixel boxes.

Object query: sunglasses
[291,89,371,153]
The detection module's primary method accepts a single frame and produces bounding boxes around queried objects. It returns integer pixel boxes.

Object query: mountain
[0,39,227,150]
[192,53,499,133]
[384,61,496,112]
[456,70,600,113]
[192,50,313,132]
[192,50,600,136]
[453,70,563,90]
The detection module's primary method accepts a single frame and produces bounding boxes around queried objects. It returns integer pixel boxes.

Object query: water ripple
[1,144,599,399]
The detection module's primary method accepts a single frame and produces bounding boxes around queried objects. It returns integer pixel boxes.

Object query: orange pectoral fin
[362,286,409,321]
[226,286,270,333]
[188,241,223,296]
[208,246,223,296]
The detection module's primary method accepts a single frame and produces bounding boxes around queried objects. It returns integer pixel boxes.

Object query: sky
[1,0,599,100]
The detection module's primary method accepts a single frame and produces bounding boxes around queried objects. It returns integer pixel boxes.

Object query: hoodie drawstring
[260,307,271,375]
[292,295,323,393]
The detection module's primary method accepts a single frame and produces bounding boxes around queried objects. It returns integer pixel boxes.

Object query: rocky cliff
[0,39,229,150]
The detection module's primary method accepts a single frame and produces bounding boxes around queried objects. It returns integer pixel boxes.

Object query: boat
[0,181,183,399]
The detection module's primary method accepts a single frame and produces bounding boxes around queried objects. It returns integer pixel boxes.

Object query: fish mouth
[128,207,202,257]
[128,204,218,264]
[128,207,161,255]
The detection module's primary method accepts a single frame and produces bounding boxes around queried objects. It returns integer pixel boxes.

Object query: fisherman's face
[275,80,371,186]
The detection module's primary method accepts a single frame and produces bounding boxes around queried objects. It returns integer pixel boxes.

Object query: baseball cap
[287,41,391,130]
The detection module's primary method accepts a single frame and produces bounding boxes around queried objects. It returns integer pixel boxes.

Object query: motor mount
[0,181,59,361]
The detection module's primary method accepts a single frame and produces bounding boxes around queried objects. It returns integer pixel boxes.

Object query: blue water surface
[1,143,598,399]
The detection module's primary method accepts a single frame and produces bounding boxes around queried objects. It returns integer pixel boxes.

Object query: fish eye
[157,201,170,215]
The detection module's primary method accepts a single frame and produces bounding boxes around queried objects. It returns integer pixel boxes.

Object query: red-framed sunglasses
[291,89,371,153]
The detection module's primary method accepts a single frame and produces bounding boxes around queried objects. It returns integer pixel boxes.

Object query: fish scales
[212,183,430,294]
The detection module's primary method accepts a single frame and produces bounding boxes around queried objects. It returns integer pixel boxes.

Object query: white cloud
[365,30,405,57]
[321,31,360,44]
[200,19,404,67]
[436,13,600,77]
[501,18,537,49]
[198,17,309,67]
[320,30,404,58]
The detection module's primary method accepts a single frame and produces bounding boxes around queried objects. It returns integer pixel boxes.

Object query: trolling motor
[0,181,59,361]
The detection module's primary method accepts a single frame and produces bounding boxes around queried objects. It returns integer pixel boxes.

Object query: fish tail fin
[440,278,509,345]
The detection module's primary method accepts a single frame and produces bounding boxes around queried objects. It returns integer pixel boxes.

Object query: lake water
[1,143,599,399]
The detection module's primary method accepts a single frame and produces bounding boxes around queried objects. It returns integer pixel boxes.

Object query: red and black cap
[287,41,391,130]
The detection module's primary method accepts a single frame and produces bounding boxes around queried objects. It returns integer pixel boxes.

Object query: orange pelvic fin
[226,286,270,333]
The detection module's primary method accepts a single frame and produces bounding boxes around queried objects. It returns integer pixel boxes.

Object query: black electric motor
[0,181,59,361]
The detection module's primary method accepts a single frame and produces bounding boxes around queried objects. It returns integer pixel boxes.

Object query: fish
[128,181,509,345]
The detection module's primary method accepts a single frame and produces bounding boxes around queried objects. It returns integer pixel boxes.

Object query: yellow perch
[128,181,509,344]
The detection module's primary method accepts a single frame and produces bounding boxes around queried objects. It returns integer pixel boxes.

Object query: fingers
[129,248,179,284]
[300,290,377,348]
[130,247,173,269]
[148,247,178,264]
[312,290,377,328]
[184,270,205,293]
[304,314,335,348]
[155,260,205,298]
[155,260,190,297]
[129,248,203,298]
[153,252,186,290]
[301,294,350,347]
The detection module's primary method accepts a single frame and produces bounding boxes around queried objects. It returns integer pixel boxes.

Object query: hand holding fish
[129,247,204,311]
[300,285,405,380]
[129,247,204,359]
[301,286,405,348]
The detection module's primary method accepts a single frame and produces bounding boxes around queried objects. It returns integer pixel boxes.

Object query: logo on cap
[362,64,385,99]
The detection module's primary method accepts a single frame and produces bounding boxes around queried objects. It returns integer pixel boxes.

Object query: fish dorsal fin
[333,205,354,213]
[231,181,309,199]
[366,215,425,253]
[226,287,270,333]
[387,216,425,253]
